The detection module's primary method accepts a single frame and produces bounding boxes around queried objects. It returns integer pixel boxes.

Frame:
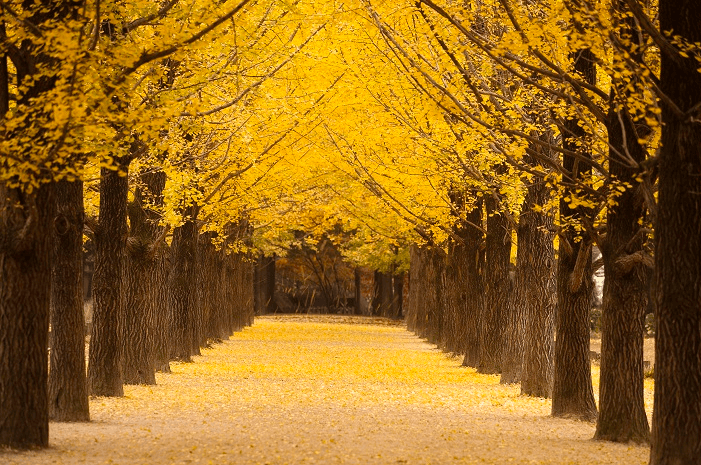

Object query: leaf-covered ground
[4,315,651,464]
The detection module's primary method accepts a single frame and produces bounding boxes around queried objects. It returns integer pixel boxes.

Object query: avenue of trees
[1,0,700,464]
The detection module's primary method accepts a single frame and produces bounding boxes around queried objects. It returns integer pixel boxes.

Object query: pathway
[4,315,650,464]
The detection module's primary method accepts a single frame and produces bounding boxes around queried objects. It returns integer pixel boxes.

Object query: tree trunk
[168,209,198,361]
[372,270,393,317]
[0,183,54,448]
[519,166,556,397]
[594,98,650,443]
[49,179,90,421]
[650,2,701,462]
[406,245,422,332]
[153,248,171,372]
[255,253,276,315]
[461,200,484,368]
[551,48,598,422]
[594,2,651,443]
[89,165,129,397]
[426,249,445,345]
[441,246,460,352]
[392,272,404,319]
[479,195,512,374]
[354,268,363,315]
[122,171,166,385]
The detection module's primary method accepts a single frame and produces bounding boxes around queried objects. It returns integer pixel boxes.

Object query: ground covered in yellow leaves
[5,315,651,464]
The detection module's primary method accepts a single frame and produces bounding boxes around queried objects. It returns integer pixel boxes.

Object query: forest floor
[4,315,653,464]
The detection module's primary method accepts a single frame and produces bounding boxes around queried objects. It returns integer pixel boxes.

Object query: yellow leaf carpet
[4,315,651,464]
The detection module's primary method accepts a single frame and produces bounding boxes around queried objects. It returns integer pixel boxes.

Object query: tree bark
[49,179,90,421]
[519,166,556,397]
[168,208,198,361]
[479,195,512,374]
[392,272,404,319]
[0,183,54,448]
[89,165,129,397]
[354,268,363,315]
[153,248,171,372]
[593,1,651,443]
[461,200,484,368]
[594,97,649,443]
[650,2,701,462]
[551,48,598,422]
[372,270,393,318]
[122,172,166,385]
[255,253,276,315]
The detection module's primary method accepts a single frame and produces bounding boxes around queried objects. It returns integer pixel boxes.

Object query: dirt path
[4,315,651,464]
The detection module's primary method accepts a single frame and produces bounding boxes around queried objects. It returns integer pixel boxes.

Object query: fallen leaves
[2,315,652,464]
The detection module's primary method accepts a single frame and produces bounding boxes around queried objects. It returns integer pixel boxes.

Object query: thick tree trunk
[0,183,54,448]
[168,209,198,361]
[594,2,651,443]
[552,239,597,420]
[479,195,512,374]
[49,179,90,421]
[121,172,166,385]
[153,249,171,372]
[89,165,129,397]
[518,169,556,397]
[551,48,597,422]
[595,100,649,443]
[461,200,484,368]
[650,2,701,462]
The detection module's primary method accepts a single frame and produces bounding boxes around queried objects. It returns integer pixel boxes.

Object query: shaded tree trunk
[168,207,198,361]
[406,245,422,332]
[392,272,404,319]
[0,183,54,448]
[595,103,649,443]
[372,270,393,317]
[551,48,598,422]
[153,248,171,372]
[441,247,461,352]
[122,172,166,385]
[354,268,363,315]
[255,253,276,315]
[519,162,556,397]
[594,3,650,443]
[479,195,512,374]
[89,164,129,397]
[650,2,701,462]
[462,200,484,368]
[49,179,90,421]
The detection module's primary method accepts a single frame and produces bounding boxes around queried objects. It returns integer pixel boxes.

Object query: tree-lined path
[4,316,650,465]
